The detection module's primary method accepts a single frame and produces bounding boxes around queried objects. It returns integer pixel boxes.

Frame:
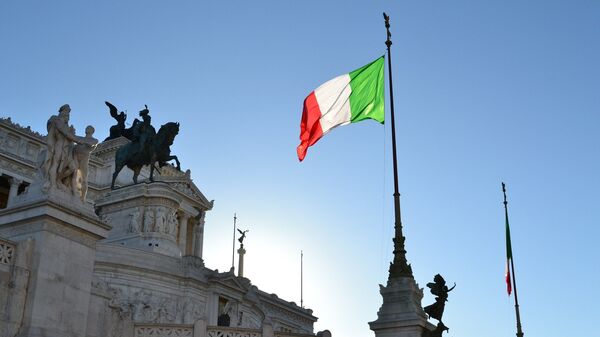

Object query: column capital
[8,176,23,187]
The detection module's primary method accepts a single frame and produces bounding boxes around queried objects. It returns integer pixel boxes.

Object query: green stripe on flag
[506,216,513,260]
[348,56,385,124]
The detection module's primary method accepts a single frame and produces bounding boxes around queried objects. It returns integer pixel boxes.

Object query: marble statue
[72,126,99,201]
[41,104,97,201]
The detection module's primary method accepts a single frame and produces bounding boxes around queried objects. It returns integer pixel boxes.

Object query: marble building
[0,114,326,337]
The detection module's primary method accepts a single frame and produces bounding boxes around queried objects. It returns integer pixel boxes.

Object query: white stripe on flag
[314,74,353,135]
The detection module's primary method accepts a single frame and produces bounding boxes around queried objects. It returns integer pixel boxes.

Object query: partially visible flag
[297,56,385,161]
[505,213,513,295]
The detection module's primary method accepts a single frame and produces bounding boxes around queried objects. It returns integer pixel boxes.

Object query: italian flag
[297,56,385,161]
[505,210,513,296]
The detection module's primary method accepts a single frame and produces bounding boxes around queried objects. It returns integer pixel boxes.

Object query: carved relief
[155,207,167,233]
[262,302,313,326]
[166,211,179,237]
[129,208,142,233]
[240,310,262,330]
[5,134,20,153]
[143,207,155,232]
[106,285,206,326]
[0,240,15,265]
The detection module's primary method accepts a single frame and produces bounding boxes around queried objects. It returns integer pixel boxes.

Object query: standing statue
[110,105,181,189]
[42,104,77,191]
[72,126,98,201]
[424,274,455,322]
[104,101,137,141]
[41,104,97,201]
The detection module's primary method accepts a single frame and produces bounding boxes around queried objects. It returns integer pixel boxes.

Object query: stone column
[7,177,22,206]
[194,222,204,259]
[237,245,246,278]
[193,318,207,337]
[178,213,190,254]
[262,319,274,337]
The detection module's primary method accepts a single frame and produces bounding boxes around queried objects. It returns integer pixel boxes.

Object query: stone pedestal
[237,246,246,278]
[95,182,196,258]
[369,277,433,337]
[0,186,110,337]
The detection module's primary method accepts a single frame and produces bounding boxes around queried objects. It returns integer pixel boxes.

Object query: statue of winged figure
[424,274,455,322]
[237,229,249,244]
[104,101,138,141]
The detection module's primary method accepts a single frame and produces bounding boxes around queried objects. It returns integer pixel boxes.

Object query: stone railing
[207,326,262,337]
[134,323,194,337]
[274,333,316,337]
[0,238,16,265]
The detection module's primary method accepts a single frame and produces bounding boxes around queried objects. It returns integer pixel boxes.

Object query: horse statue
[111,121,181,189]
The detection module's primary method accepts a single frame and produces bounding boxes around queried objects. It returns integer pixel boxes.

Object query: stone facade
[0,116,322,337]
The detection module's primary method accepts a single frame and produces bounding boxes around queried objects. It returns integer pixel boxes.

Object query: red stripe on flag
[506,260,512,295]
[297,91,324,161]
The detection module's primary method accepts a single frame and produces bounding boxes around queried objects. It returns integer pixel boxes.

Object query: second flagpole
[383,12,412,279]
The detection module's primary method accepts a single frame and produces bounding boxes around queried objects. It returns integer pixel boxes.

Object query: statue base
[369,277,434,337]
[0,186,110,337]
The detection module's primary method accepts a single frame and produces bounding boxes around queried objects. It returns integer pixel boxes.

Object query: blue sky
[1,1,599,337]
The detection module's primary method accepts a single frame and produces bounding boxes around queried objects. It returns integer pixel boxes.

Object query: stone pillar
[0,188,110,337]
[369,277,432,337]
[262,319,274,337]
[193,318,207,337]
[7,177,22,206]
[178,213,190,254]
[194,222,204,259]
[237,245,246,278]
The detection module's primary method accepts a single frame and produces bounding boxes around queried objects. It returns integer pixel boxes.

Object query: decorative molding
[0,117,45,140]
[207,326,261,337]
[0,239,15,265]
[135,325,193,337]
[261,302,314,326]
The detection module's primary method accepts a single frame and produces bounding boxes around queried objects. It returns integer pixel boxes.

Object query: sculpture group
[37,101,181,198]
[41,104,98,201]
[105,101,181,189]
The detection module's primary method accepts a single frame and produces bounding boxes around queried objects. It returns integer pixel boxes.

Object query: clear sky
[1,1,599,337]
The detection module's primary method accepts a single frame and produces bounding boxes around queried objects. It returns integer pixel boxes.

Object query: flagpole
[301,250,304,308]
[383,12,412,279]
[502,183,524,337]
[232,213,237,270]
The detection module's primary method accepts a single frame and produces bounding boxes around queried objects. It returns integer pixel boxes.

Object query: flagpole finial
[383,12,392,48]
[502,182,508,206]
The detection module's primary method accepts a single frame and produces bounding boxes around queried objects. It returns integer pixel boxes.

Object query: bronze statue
[424,274,455,322]
[237,229,249,244]
[421,274,455,337]
[111,105,181,189]
[104,101,137,141]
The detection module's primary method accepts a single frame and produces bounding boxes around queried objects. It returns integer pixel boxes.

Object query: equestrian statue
[110,104,181,189]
